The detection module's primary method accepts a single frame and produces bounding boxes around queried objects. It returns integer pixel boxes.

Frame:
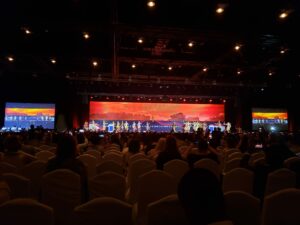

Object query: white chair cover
[74,197,133,225]
[36,150,55,162]
[77,154,97,178]
[265,168,296,196]
[89,171,126,200]
[41,169,81,225]
[0,198,54,225]
[96,160,124,175]
[194,159,221,179]
[262,188,300,225]
[85,150,102,163]
[223,168,254,194]
[126,159,156,203]
[146,194,188,225]
[22,160,47,199]
[134,170,177,225]
[0,162,18,175]
[225,191,260,225]
[2,173,30,198]
[163,159,189,183]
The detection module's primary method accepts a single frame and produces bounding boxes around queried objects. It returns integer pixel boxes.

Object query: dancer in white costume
[226,122,231,133]
[146,122,150,132]
[124,121,129,132]
[184,121,191,133]
[137,121,141,133]
[102,120,107,131]
[132,121,137,132]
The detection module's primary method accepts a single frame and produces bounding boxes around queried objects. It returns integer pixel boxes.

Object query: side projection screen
[252,108,288,132]
[89,101,224,132]
[4,102,56,130]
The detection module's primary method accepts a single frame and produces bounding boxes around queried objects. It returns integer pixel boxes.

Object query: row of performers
[87,120,231,133]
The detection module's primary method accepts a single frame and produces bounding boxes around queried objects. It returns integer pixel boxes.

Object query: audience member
[178,168,232,225]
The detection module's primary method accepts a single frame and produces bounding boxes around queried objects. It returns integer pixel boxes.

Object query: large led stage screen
[89,101,224,132]
[4,102,56,130]
[252,108,288,132]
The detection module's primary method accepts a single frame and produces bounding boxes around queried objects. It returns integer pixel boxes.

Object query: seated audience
[178,168,232,225]
[45,134,88,202]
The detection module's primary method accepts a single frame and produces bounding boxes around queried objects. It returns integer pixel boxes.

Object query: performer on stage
[146,121,150,132]
[102,120,107,131]
[225,122,231,133]
[171,122,176,133]
[116,121,120,133]
[132,121,137,132]
[137,121,141,133]
[124,121,129,132]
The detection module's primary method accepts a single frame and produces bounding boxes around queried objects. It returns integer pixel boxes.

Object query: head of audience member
[197,138,209,153]
[155,137,167,152]
[3,135,22,153]
[55,134,78,160]
[164,135,178,153]
[178,168,227,225]
[226,134,238,149]
[128,139,140,154]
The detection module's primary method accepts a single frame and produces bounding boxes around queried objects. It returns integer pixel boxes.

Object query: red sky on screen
[90,101,224,121]
[252,112,288,120]
[5,108,55,116]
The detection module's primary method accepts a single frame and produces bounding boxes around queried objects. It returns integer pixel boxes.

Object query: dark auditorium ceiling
[0,0,300,97]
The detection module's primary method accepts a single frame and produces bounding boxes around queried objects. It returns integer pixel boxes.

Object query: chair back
[89,172,126,200]
[0,162,18,175]
[41,169,81,225]
[36,150,55,162]
[194,158,220,179]
[77,154,97,178]
[0,181,11,205]
[103,152,123,165]
[74,197,133,225]
[223,168,254,194]
[265,168,296,196]
[163,159,189,183]
[22,160,47,199]
[223,158,241,174]
[0,198,54,225]
[2,173,30,198]
[85,150,102,163]
[136,170,177,225]
[225,191,260,225]
[96,160,124,175]
[262,188,300,225]
[126,159,156,203]
[146,194,188,225]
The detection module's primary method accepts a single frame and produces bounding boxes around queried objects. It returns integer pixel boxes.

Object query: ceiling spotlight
[137,38,143,44]
[216,7,224,14]
[24,29,31,35]
[83,32,90,39]
[168,66,173,71]
[223,99,226,103]
[209,99,213,103]
[188,41,194,47]
[268,72,273,76]
[131,64,136,69]
[203,67,208,72]
[92,61,98,67]
[279,12,288,19]
[234,44,241,51]
[7,56,14,62]
[147,0,155,8]
[50,58,56,64]
[237,70,242,75]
